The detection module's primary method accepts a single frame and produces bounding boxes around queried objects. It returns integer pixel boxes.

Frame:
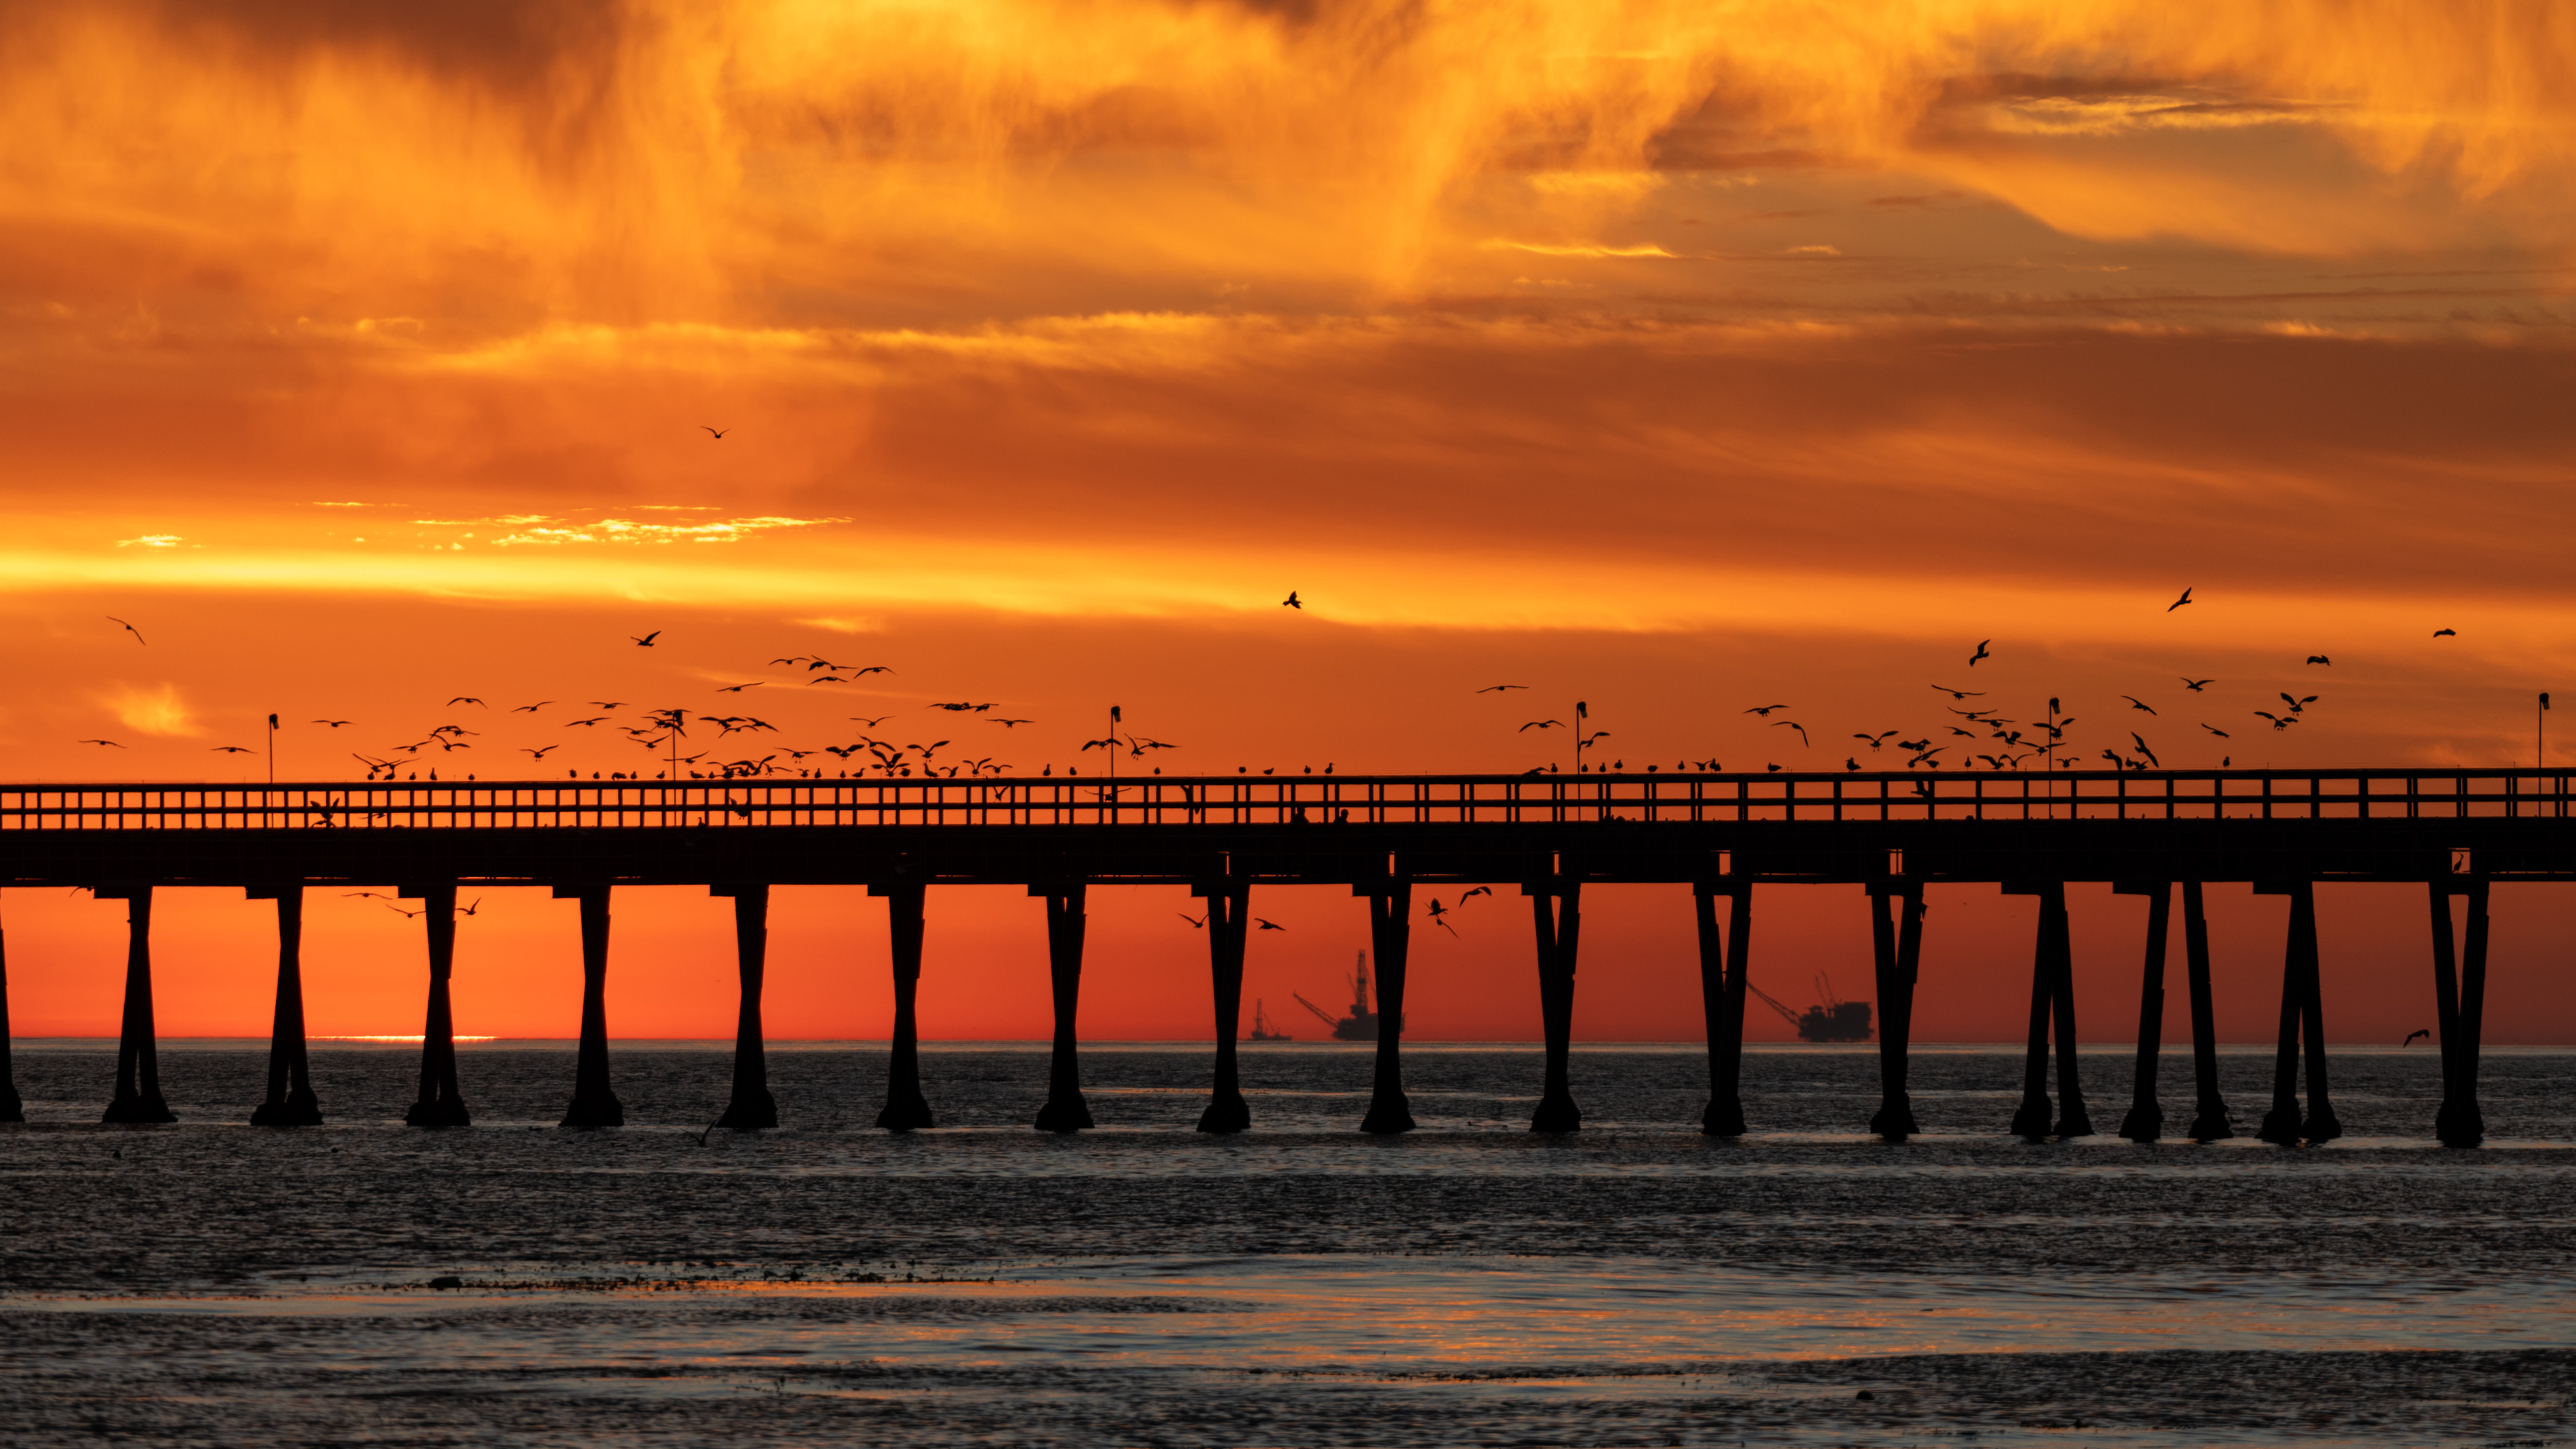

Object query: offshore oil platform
[1749,974,1874,1042]
[1293,950,1387,1041]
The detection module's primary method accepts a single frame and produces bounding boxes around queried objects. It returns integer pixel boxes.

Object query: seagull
[632,631,662,647]
[701,426,728,439]
[448,697,486,708]
[2167,587,2193,612]
[211,745,254,753]
[511,702,553,713]
[2402,1028,2430,1046]
[1742,704,1790,717]
[311,719,351,728]
[521,746,559,760]
[1853,730,1898,750]
[850,715,893,727]
[106,616,147,645]
[2253,711,2298,730]
[78,738,125,747]
[2200,723,2230,737]
[1770,721,1810,746]
[2306,655,2331,665]
[2281,693,2317,713]
[1424,899,1459,936]
[592,701,630,710]
[1930,685,1985,700]
[1281,591,1301,609]
[2180,678,2214,692]
[2129,733,2159,767]
[714,683,762,693]
[1475,684,1529,693]
[1178,912,1206,928]
[2122,696,2157,714]
[2433,629,2456,637]
[564,717,608,727]
[1519,719,1564,732]
[1457,886,1493,905]
[1254,918,1286,930]
[989,718,1033,727]
[1968,639,1991,667]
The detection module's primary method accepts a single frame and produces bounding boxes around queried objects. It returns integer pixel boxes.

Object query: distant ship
[1293,950,1391,1042]
[1245,999,1291,1042]
[1749,973,1873,1042]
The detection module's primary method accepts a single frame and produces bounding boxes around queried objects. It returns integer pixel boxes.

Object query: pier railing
[0,769,2569,831]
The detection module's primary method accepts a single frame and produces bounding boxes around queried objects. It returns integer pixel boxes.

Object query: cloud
[103,681,202,736]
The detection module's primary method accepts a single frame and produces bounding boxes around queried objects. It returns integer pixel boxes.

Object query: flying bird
[2281,693,2317,713]
[211,745,254,754]
[2200,723,2230,737]
[2167,587,2194,612]
[564,717,608,727]
[106,615,147,645]
[1476,684,1529,693]
[2122,696,2157,714]
[1853,730,1898,750]
[849,715,893,727]
[1742,704,1790,717]
[1772,720,1810,746]
[1425,899,1459,937]
[2129,733,2159,767]
[2402,1028,2430,1047]
[591,701,630,710]
[714,682,762,693]
[1281,591,1301,609]
[2180,678,2213,692]
[2253,711,2298,730]
[701,426,729,439]
[511,702,552,713]
[78,738,124,747]
[2433,628,2456,637]
[521,746,559,760]
[988,717,1033,727]
[2306,655,2331,665]
[1254,918,1286,930]
[448,697,486,708]
[1519,719,1564,732]
[1967,639,1991,667]
[1178,912,1207,928]
[632,631,662,647]
[311,719,350,728]
[1930,685,1985,700]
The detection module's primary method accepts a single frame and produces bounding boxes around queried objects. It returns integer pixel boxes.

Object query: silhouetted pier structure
[1,767,2561,1148]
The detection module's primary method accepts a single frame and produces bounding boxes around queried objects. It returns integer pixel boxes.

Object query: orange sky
[3,0,2573,1042]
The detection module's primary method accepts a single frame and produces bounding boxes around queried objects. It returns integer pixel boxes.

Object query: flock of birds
[68,583,2483,784]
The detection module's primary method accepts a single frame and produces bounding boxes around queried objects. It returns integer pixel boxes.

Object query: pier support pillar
[403,882,469,1127]
[714,884,777,1130]
[2114,881,2171,1143]
[874,882,933,1131]
[1867,881,1923,1140]
[99,884,174,1124]
[2004,881,2086,1138]
[248,884,322,1126]
[2254,880,2337,1145]
[1196,877,1253,1134]
[1523,876,1582,1133]
[0,893,22,1123]
[2181,882,2233,1140]
[557,884,624,1128]
[1358,879,1415,1135]
[1034,885,1094,1132]
[1696,881,1751,1136]
[2428,877,2488,1147]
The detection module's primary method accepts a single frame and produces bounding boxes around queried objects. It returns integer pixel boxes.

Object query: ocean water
[1,1040,2570,1447]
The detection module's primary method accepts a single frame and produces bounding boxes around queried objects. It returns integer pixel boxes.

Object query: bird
[989,718,1033,728]
[591,701,630,710]
[1519,719,1564,732]
[1844,757,1861,771]
[714,683,762,693]
[2281,693,2317,713]
[2129,733,2159,766]
[564,717,608,727]
[2433,628,2456,637]
[1457,886,1493,905]
[458,898,483,917]
[78,739,125,747]
[1281,591,1301,609]
[448,697,486,708]
[107,615,148,645]
[211,745,254,754]
[1475,684,1530,693]
[2181,678,2213,692]
[2167,587,2193,612]
[1930,685,1984,700]
[384,904,427,919]
[311,719,351,728]
[511,701,552,713]
[1742,704,1790,717]
[1178,912,1206,928]
[2253,711,2298,730]
[928,702,996,712]
[632,631,662,647]
[2122,696,2157,714]
[1254,918,1286,930]
[2200,723,2230,737]
[1771,720,1810,746]
[1967,639,1991,667]
[2306,655,2330,665]
[701,426,729,439]
[521,746,558,760]
[1853,730,1897,750]
[2402,1028,2430,1046]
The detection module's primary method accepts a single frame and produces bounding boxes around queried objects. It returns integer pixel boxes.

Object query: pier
[3,767,2563,1147]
